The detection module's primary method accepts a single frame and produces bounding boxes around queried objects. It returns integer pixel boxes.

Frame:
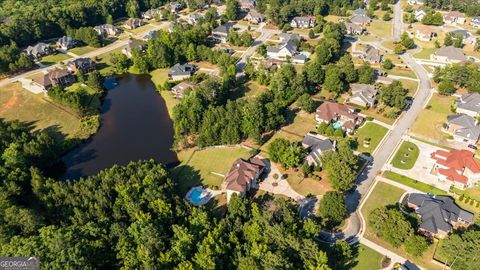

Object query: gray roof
[350,14,371,25]
[57,36,75,46]
[26,43,51,56]
[435,46,468,62]
[124,39,146,53]
[361,45,382,62]
[350,84,377,105]
[168,63,196,76]
[293,54,307,61]
[450,29,470,38]
[267,39,297,55]
[408,193,474,234]
[353,8,367,16]
[291,16,314,24]
[144,30,157,40]
[447,114,480,141]
[457,92,480,113]
[279,33,300,42]
[302,133,335,163]
[213,23,233,34]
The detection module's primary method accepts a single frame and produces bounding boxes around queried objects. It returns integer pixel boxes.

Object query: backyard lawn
[411,94,454,141]
[0,83,81,138]
[353,122,388,154]
[94,48,123,74]
[367,21,392,39]
[388,66,417,79]
[40,53,71,65]
[452,186,480,202]
[413,48,436,59]
[173,146,253,193]
[159,91,179,118]
[352,244,383,270]
[399,79,418,95]
[285,170,332,196]
[391,141,419,170]
[150,68,169,87]
[69,46,97,55]
[382,171,448,196]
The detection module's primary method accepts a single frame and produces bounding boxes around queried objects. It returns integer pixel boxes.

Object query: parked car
[468,144,478,150]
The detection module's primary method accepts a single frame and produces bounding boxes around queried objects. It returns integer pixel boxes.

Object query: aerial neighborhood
[0,0,479,269]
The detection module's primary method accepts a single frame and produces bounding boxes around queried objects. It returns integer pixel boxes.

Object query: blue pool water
[188,189,203,204]
[333,122,342,129]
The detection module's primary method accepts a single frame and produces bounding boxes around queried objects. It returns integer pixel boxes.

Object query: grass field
[352,244,383,270]
[452,186,480,202]
[286,170,332,196]
[353,122,389,154]
[399,79,419,95]
[383,171,448,195]
[411,94,454,141]
[413,48,436,59]
[94,48,123,74]
[391,141,419,170]
[40,53,71,65]
[125,24,154,34]
[388,66,417,79]
[150,68,169,87]
[159,91,180,118]
[173,146,252,193]
[368,21,393,39]
[69,46,97,55]
[0,83,81,137]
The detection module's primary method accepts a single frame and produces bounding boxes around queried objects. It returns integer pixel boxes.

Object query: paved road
[393,0,404,41]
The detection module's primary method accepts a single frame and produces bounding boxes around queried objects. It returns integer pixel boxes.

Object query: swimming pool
[188,188,204,204]
[333,122,342,129]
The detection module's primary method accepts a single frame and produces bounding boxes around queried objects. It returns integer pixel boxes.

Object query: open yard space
[285,169,332,196]
[173,146,253,193]
[94,48,123,74]
[359,107,396,125]
[367,21,392,39]
[69,46,97,55]
[230,80,268,99]
[353,122,389,154]
[149,68,169,87]
[40,53,71,65]
[125,24,154,34]
[413,47,436,59]
[382,171,448,195]
[399,79,418,95]
[388,66,417,79]
[352,244,383,270]
[159,91,179,118]
[391,141,419,170]
[411,94,454,142]
[361,181,443,270]
[0,83,81,137]
[452,186,480,202]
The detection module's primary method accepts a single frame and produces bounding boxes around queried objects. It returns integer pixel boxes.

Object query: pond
[62,74,178,179]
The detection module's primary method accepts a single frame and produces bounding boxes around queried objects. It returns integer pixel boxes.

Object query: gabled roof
[350,84,377,105]
[168,63,196,76]
[350,14,371,25]
[247,10,264,20]
[353,8,367,16]
[444,11,465,19]
[223,158,265,192]
[457,92,480,113]
[212,23,233,34]
[408,193,474,234]
[431,149,480,183]
[171,81,197,92]
[435,46,467,62]
[291,16,315,24]
[279,33,300,42]
[302,133,335,152]
[26,43,51,56]
[57,36,75,46]
[447,114,480,141]
[316,101,360,122]
[450,29,471,38]
[416,25,435,36]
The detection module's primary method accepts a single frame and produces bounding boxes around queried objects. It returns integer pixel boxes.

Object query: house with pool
[221,157,266,203]
[315,101,364,134]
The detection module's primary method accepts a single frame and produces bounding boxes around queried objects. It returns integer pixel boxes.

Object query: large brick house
[431,149,480,189]
[315,101,364,134]
[222,157,265,202]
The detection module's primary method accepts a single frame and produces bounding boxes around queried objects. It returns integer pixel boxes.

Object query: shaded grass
[40,53,71,65]
[353,122,389,154]
[391,141,419,170]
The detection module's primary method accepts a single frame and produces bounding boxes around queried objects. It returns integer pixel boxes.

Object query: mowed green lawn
[391,141,419,170]
[40,53,71,65]
[411,94,454,141]
[352,244,383,270]
[173,146,252,193]
[150,68,169,87]
[0,83,81,137]
[413,48,436,59]
[354,122,389,154]
[69,46,97,55]
[383,171,448,196]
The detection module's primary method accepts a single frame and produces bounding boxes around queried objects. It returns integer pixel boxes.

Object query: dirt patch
[0,91,18,114]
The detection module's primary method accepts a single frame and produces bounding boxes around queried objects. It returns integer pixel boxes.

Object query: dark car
[468,144,478,150]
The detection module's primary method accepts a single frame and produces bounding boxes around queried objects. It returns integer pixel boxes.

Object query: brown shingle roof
[223,158,265,192]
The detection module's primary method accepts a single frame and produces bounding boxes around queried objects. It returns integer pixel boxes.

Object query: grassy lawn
[0,83,81,137]
[353,122,389,154]
[94,48,123,74]
[399,79,418,95]
[285,169,332,196]
[391,141,419,170]
[360,108,396,125]
[413,48,436,59]
[452,186,480,202]
[39,53,71,65]
[367,21,392,39]
[411,94,454,141]
[69,46,97,55]
[361,181,444,270]
[388,66,417,79]
[159,91,180,118]
[150,68,169,87]
[125,24,154,34]
[173,146,253,193]
[383,171,448,196]
[352,244,383,270]
[231,80,268,99]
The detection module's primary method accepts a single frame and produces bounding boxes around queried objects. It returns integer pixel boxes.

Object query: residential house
[56,36,76,50]
[239,0,256,11]
[212,23,233,42]
[413,9,426,21]
[450,29,475,45]
[94,24,120,37]
[142,8,163,20]
[471,16,480,28]
[168,63,197,81]
[279,33,300,43]
[124,18,144,30]
[350,14,372,26]
[302,132,335,166]
[315,101,364,133]
[354,45,383,63]
[171,81,197,99]
[431,46,468,63]
[446,114,480,144]
[444,11,466,25]
[170,2,184,13]
[244,10,265,24]
[416,25,435,41]
[32,69,75,91]
[66,58,96,74]
[122,39,146,58]
[431,149,480,189]
[221,157,265,203]
[456,92,480,117]
[292,53,308,64]
[187,14,204,25]
[266,39,297,60]
[345,22,365,35]
[26,43,54,59]
[352,8,367,17]
[349,83,377,107]
[407,193,473,239]
[143,30,157,41]
[290,16,317,28]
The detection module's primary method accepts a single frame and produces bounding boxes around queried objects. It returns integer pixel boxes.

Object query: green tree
[438,79,456,95]
[86,70,104,92]
[225,0,239,20]
[400,32,415,49]
[369,207,413,247]
[126,0,140,18]
[318,191,346,227]
[405,235,429,257]
[337,54,357,83]
[383,58,394,70]
[357,62,375,84]
[323,65,344,95]
[297,94,317,113]
[110,53,131,73]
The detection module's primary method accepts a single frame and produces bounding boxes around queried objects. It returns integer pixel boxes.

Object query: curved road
[319,0,432,244]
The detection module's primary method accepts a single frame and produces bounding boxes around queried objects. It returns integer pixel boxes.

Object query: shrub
[273,173,279,180]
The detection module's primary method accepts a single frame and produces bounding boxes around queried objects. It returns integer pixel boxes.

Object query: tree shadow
[169,164,202,195]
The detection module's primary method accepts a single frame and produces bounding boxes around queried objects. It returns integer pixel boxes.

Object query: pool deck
[185,186,222,206]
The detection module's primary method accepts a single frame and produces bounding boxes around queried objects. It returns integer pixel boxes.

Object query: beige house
[349,83,377,107]
[416,26,435,41]
[124,18,144,30]
[431,46,468,63]
[171,81,197,99]
[444,11,466,25]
